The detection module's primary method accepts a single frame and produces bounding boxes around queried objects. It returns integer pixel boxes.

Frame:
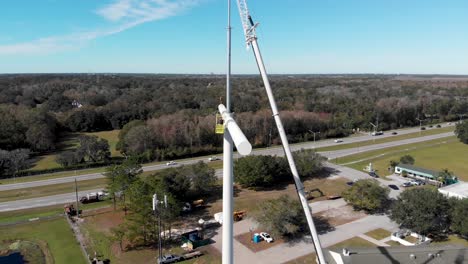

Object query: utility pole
[218,3,253,259]
[369,122,377,143]
[268,127,272,147]
[309,130,320,149]
[416,116,424,136]
[75,178,79,218]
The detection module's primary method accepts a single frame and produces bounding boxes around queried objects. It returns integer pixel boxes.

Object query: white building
[438,181,468,199]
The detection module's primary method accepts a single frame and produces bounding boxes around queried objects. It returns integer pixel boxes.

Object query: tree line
[1,74,468,172]
[342,180,468,239]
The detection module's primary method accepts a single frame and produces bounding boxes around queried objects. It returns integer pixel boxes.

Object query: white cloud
[0,0,198,55]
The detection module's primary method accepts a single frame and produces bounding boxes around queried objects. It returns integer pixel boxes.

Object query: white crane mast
[235,1,327,263]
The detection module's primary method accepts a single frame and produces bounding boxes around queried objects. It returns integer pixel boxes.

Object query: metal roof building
[326,245,468,264]
[394,164,438,179]
[438,181,468,199]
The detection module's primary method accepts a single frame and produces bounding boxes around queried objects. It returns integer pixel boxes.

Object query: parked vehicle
[157,254,182,264]
[334,139,343,143]
[436,124,442,128]
[166,161,176,166]
[388,184,399,190]
[208,156,220,161]
[259,232,274,243]
[402,182,413,187]
[80,191,105,204]
[392,131,398,135]
[411,180,424,186]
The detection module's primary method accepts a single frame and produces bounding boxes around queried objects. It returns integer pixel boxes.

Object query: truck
[157,254,182,264]
[80,191,105,204]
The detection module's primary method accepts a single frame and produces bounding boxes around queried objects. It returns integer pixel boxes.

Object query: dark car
[388,184,399,190]
[369,171,379,178]
[436,124,442,128]
[346,181,354,186]
[391,131,398,135]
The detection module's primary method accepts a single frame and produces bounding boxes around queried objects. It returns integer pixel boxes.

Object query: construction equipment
[305,188,324,200]
[233,210,246,221]
[64,204,80,217]
[235,1,326,263]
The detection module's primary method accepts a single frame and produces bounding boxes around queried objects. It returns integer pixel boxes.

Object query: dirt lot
[314,205,366,227]
[81,207,124,233]
[206,177,349,215]
[235,230,284,253]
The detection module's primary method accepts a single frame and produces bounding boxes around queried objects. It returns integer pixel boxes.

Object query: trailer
[182,251,203,260]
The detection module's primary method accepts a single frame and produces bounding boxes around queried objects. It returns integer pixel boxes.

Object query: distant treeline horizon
[0,74,466,162]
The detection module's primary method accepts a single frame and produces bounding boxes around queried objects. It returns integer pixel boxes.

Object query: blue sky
[1,0,468,74]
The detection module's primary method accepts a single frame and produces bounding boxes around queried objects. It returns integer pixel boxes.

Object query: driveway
[209,205,398,264]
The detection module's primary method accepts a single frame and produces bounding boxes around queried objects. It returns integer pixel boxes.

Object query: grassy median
[316,126,454,152]
[0,178,107,203]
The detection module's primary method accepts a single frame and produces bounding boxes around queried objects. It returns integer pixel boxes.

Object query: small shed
[181,230,210,250]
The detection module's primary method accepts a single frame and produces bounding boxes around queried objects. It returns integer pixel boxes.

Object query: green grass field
[0,178,107,203]
[364,228,392,241]
[0,167,106,185]
[328,236,377,249]
[316,126,454,152]
[0,218,87,264]
[338,137,468,181]
[28,130,121,172]
[0,200,113,225]
[86,130,122,157]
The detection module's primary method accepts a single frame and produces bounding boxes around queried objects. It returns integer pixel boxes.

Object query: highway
[0,125,455,212]
[0,189,102,212]
[0,127,454,192]
[0,162,403,212]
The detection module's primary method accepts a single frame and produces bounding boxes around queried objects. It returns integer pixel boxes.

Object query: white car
[166,161,176,166]
[208,156,220,161]
[334,139,343,143]
[260,232,274,243]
